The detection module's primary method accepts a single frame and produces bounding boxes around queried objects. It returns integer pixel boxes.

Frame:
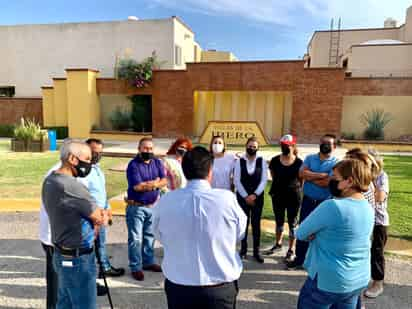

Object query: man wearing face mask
[79,138,125,278]
[234,137,268,263]
[126,137,167,281]
[287,134,338,270]
[42,141,104,308]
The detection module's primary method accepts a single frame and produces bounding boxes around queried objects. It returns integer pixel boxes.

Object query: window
[0,86,15,97]
[175,45,182,66]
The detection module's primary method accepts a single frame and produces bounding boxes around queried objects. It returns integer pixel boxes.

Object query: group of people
[40,133,390,309]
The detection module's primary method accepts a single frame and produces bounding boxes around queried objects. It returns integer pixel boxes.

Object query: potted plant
[11,118,49,152]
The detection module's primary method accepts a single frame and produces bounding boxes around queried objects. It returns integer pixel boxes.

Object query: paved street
[0,212,411,308]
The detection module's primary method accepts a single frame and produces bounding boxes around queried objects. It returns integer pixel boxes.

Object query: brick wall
[344,77,412,96]
[152,61,345,143]
[0,97,43,125]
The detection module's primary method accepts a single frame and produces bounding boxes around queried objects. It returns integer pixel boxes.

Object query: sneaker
[142,264,162,272]
[284,249,295,263]
[96,283,107,296]
[286,259,304,270]
[364,280,384,298]
[264,244,282,255]
[132,271,145,281]
[99,266,125,278]
[253,253,265,264]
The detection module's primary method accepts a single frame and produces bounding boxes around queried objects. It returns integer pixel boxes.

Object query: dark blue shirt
[127,155,165,205]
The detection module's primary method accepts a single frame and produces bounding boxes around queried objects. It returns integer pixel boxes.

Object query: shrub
[109,107,132,131]
[13,118,47,141]
[0,124,15,137]
[360,109,392,140]
[341,132,356,140]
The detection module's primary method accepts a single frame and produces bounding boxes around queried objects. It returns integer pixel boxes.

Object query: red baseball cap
[280,134,297,145]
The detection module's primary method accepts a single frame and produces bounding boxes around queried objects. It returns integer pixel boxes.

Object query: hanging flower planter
[116,51,162,88]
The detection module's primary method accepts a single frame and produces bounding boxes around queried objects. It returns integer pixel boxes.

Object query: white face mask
[212,144,224,154]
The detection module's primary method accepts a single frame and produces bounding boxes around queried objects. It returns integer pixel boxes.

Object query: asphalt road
[0,212,411,309]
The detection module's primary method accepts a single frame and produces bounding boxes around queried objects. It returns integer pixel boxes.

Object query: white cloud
[153,0,412,29]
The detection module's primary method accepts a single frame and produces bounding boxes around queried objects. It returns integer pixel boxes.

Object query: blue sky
[1,0,411,60]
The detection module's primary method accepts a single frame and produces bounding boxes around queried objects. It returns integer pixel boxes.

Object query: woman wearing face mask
[209,136,237,191]
[265,135,302,263]
[234,137,268,263]
[296,159,375,309]
[162,137,193,192]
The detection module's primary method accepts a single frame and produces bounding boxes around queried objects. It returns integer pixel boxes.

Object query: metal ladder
[328,18,341,67]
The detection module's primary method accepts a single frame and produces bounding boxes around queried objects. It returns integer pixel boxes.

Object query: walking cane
[95,233,114,309]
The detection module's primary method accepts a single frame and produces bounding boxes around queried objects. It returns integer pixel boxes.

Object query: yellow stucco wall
[52,79,68,126]
[88,71,101,129]
[341,141,412,152]
[194,91,289,141]
[66,70,100,138]
[201,51,238,62]
[341,96,412,140]
[41,87,55,127]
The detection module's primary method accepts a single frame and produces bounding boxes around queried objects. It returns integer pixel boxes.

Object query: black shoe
[286,259,304,270]
[253,253,264,264]
[99,266,125,278]
[239,251,247,260]
[97,283,107,296]
[264,243,282,255]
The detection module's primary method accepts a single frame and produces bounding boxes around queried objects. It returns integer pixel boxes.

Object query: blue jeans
[295,196,324,265]
[298,276,363,309]
[126,205,155,272]
[53,250,96,309]
[97,226,111,271]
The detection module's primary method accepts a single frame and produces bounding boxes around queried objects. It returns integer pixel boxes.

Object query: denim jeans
[295,196,324,265]
[97,225,111,271]
[53,250,96,309]
[298,276,363,309]
[126,205,155,272]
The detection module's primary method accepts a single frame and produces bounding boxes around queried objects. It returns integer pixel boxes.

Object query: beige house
[0,16,236,97]
[306,5,412,77]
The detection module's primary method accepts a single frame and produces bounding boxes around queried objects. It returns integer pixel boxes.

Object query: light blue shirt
[296,198,374,293]
[79,164,109,209]
[153,179,247,286]
[301,153,338,200]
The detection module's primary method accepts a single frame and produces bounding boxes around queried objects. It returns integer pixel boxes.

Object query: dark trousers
[371,225,388,281]
[41,243,58,309]
[237,194,263,255]
[165,279,238,309]
[271,191,301,237]
[295,196,324,265]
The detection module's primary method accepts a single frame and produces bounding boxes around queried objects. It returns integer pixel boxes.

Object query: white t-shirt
[39,162,61,245]
[211,153,237,191]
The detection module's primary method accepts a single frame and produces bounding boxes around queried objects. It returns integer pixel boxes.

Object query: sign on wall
[199,121,269,145]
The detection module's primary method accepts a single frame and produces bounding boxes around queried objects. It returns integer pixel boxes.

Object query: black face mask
[141,152,154,161]
[320,143,332,154]
[91,152,102,165]
[281,145,291,156]
[246,148,257,156]
[74,158,92,178]
[328,179,342,197]
[176,147,187,157]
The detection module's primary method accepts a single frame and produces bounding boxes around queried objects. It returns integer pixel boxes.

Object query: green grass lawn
[0,147,129,199]
[0,143,410,240]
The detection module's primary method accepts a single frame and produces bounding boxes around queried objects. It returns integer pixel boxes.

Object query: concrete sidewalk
[0,212,411,308]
